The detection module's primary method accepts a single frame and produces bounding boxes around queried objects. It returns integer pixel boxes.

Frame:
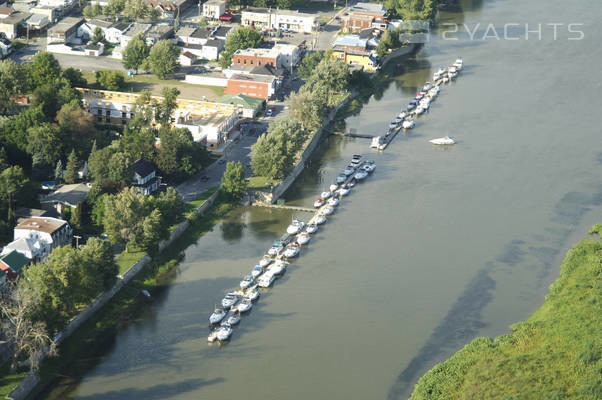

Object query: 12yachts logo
[441,23,585,41]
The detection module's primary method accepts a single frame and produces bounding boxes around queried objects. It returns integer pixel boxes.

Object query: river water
[42,0,602,399]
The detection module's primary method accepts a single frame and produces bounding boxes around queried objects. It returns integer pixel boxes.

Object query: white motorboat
[306,223,318,233]
[429,136,456,145]
[237,298,253,313]
[208,330,218,342]
[286,219,305,235]
[394,116,403,124]
[227,310,241,325]
[314,214,327,225]
[259,256,272,268]
[221,293,239,308]
[344,166,355,176]
[217,323,232,341]
[297,231,310,245]
[351,155,362,164]
[329,184,338,192]
[407,102,417,111]
[320,191,331,200]
[448,70,458,79]
[269,259,286,275]
[209,307,227,324]
[338,186,350,196]
[454,58,463,70]
[415,105,426,115]
[336,173,347,184]
[314,198,324,208]
[402,120,415,129]
[251,265,263,279]
[240,274,254,289]
[442,75,450,83]
[283,243,300,258]
[258,271,276,287]
[327,197,339,207]
[363,161,376,173]
[389,122,398,130]
[245,287,260,301]
[321,206,334,215]
[423,82,432,91]
[267,241,283,256]
[354,170,368,180]
[370,136,382,149]
[398,111,407,119]
[420,97,431,106]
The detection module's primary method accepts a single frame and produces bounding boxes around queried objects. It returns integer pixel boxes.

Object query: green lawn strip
[184,186,220,217]
[31,194,237,397]
[409,234,602,400]
[115,249,147,275]
[247,176,277,190]
[0,366,28,397]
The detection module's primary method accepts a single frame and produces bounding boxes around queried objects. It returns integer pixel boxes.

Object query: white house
[272,43,302,68]
[0,237,42,262]
[179,50,196,66]
[241,8,319,33]
[120,22,150,49]
[0,37,11,58]
[202,0,225,20]
[77,18,112,40]
[132,159,160,195]
[11,217,72,261]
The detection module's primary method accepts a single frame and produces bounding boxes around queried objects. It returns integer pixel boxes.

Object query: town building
[271,42,302,68]
[47,16,84,43]
[241,7,318,33]
[0,250,29,283]
[331,34,378,72]
[225,73,279,100]
[202,0,225,20]
[30,5,58,24]
[341,2,387,33]
[232,47,281,69]
[146,23,173,45]
[0,8,30,39]
[147,0,177,19]
[120,22,151,48]
[40,183,91,214]
[0,236,43,263]
[179,50,196,66]
[132,159,160,195]
[211,25,231,40]
[217,94,265,118]
[25,13,50,32]
[11,217,72,261]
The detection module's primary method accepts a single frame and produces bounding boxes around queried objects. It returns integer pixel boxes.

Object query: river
[41,0,602,399]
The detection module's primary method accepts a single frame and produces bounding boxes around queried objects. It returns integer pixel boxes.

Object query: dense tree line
[384,0,440,21]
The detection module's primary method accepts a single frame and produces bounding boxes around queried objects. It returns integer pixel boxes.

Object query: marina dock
[250,203,316,213]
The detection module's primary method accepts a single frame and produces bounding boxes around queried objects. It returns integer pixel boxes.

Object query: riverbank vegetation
[385,0,441,21]
[409,225,602,400]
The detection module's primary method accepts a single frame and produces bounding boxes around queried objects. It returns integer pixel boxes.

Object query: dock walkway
[250,203,316,213]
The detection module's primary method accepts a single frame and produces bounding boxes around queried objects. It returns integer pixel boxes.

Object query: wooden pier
[250,203,316,213]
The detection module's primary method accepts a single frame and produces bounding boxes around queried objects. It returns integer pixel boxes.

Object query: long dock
[329,132,376,139]
[250,203,316,213]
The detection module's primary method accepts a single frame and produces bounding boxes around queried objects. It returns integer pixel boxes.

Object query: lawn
[0,368,27,397]
[184,187,220,217]
[247,176,277,190]
[115,249,147,275]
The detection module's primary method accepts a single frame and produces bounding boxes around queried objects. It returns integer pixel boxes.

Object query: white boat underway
[429,136,456,145]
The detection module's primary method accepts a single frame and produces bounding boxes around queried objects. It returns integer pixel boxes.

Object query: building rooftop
[190,28,211,39]
[15,217,68,235]
[111,21,131,32]
[2,10,30,24]
[211,25,232,38]
[204,0,226,5]
[176,26,197,37]
[229,73,277,84]
[234,47,278,58]
[204,38,224,48]
[1,237,40,258]
[123,22,151,37]
[334,34,368,48]
[217,93,264,109]
[133,159,156,178]
[0,250,30,274]
[147,24,173,37]
[0,6,15,15]
[49,16,84,34]
[349,2,386,16]
[40,183,90,208]
[243,7,317,18]
[14,207,59,221]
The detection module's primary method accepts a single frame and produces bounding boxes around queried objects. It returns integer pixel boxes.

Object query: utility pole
[74,235,82,249]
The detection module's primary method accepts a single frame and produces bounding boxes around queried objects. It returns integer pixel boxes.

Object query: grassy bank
[14,194,237,399]
[409,226,602,400]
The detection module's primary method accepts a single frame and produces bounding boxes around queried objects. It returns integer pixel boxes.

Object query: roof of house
[250,64,282,77]
[85,43,102,50]
[110,21,131,32]
[123,22,151,37]
[147,24,173,37]
[234,47,278,58]
[1,237,40,257]
[2,10,30,24]
[211,25,231,38]
[0,250,30,273]
[49,16,84,34]
[40,183,91,207]
[15,217,68,235]
[217,93,264,109]
[334,34,368,48]
[133,159,156,177]
[0,6,14,15]
[26,13,49,26]
[180,50,196,59]
[14,207,59,220]
[89,18,113,29]
[190,28,211,39]
[204,38,224,48]
[204,0,225,5]
[349,2,386,16]
[176,26,196,37]
[229,73,277,84]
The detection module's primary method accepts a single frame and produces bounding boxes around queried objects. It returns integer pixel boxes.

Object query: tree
[54,159,63,183]
[0,284,55,373]
[156,87,180,125]
[297,51,324,79]
[146,40,180,79]
[152,186,184,223]
[222,161,247,199]
[107,151,133,186]
[56,100,97,154]
[31,80,81,120]
[219,26,263,68]
[198,17,208,28]
[83,3,102,19]
[104,0,126,18]
[122,33,149,74]
[0,166,30,224]
[92,26,105,45]
[155,127,206,181]
[133,208,163,251]
[29,52,61,88]
[121,126,156,161]
[78,237,118,292]
[87,144,113,182]
[304,56,349,107]
[289,90,324,131]
[95,70,125,91]
[125,0,149,20]
[62,67,87,88]
[0,60,27,114]
[26,123,64,166]
[64,149,79,184]
[0,147,9,172]
[251,131,292,179]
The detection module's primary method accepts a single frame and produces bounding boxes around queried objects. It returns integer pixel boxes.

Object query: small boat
[370,136,382,149]
[423,82,432,91]
[209,307,227,324]
[389,121,398,130]
[283,243,300,258]
[237,298,253,313]
[240,274,254,289]
[442,75,450,83]
[306,223,318,234]
[329,184,338,192]
[259,256,272,268]
[207,330,218,342]
[448,65,457,74]
[251,265,263,279]
[217,323,232,341]
[314,214,327,225]
[344,166,355,176]
[245,287,260,301]
[327,196,339,207]
[297,231,310,245]
[394,116,403,124]
[402,120,415,129]
[448,70,458,79]
[314,198,324,208]
[429,136,456,145]
[269,259,286,275]
[258,271,276,287]
[320,191,331,200]
[420,97,431,107]
[352,154,362,162]
[286,219,305,235]
[227,310,241,325]
[398,111,407,119]
[407,102,417,111]
[221,293,239,308]
[437,66,446,76]
[267,241,283,256]
[321,206,334,215]
[415,106,426,115]
[363,161,376,173]
[338,186,350,196]
[336,173,347,184]
[354,170,368,180]
[454,58,463,70]
[348,179,356,188]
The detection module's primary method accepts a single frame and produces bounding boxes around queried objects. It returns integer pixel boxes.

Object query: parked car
[219,13,233,21]
[265,109,273,117]
[200,175,210,182]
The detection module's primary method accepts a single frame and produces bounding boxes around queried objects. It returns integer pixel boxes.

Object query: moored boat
[286,219,305,235]
[429,135,456,145]
[329,184,338,192]
[321,205,334,215]
[297,231,310,245]
[363,161,376,173]
[227,310,241,325]
[221,293,239,308]
[237,298,253,313]
[216,323,232,341]
[327,196,339,207]
[267,241,283,256]
[283,243,300,258]
[259,256,272,268]
[314,214,327,225]
[207,330,218,342]
[306,223,318,233]
[251,265,263,279]
[245,287,260,301]
[269,259,286,275]
[209,307,227,324]
[336,173,347,183]
[240,274,254,289]
[354,170,368,180]
[370,136,382,149]
[402,120,415,129]
[454,58,463,70]
[344,166,355,176]
[258,271,276,287]
[320,191,331,200]
[314,198,324,208]
[338,186,350,196]
[398,111,407,119]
